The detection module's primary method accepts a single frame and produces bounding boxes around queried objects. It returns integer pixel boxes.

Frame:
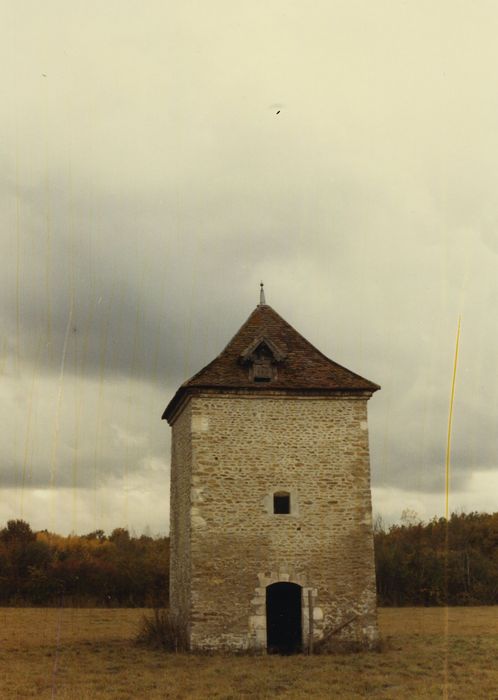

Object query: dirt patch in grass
[1,607,497,699]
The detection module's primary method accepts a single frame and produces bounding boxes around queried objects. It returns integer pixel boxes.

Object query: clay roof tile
[163,304,379,422]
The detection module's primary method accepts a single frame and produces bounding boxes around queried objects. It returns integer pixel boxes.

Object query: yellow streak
[445,317,461,521]
[123,259,147,527]
[20,337,43,517]
[68,148,79,534]
[44,80,52,357]
[15,134,21,371]
[93,283,115,530]
[0,337,7,375]
[49,307,73,530]
[151,244,168,386]
[443,316,461,700]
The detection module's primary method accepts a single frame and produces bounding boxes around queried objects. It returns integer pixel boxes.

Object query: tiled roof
[163,304,380,422]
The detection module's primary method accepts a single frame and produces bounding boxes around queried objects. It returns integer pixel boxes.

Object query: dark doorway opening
[266,582,302,654]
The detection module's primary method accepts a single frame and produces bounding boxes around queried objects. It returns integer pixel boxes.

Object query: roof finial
[259,281,266,305]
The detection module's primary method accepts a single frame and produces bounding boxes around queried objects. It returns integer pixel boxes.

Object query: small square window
[273,492,290,514]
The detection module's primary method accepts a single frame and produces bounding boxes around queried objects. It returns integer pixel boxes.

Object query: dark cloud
[2,1,498,533]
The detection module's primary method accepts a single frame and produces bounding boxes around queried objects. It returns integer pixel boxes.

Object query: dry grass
[136,608,188,651]
[1,607,497,699]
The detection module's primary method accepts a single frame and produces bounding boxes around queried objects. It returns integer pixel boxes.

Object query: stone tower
[163,291,380,652]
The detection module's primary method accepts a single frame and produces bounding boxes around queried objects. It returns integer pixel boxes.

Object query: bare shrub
[136,609,188,651]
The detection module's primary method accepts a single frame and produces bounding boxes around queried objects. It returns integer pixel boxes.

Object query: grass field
[1,607,497,699]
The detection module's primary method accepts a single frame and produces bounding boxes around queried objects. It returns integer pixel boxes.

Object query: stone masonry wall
[176,393,379,651]
[169,401,192,636]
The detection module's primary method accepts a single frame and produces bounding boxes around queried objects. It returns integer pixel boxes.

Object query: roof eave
[162,382,380,426]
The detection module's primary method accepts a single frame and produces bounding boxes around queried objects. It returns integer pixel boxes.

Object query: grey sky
[2,1,498,534]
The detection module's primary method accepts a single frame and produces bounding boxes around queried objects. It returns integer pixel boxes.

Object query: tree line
[0,519,169,606]
[375,511,498,605]
[0,511,497,606]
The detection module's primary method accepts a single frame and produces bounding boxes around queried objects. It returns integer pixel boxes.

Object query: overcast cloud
[2,1,498,534]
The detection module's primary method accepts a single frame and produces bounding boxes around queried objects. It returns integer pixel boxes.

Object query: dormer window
[273,491,291,514]
[239,336,287,384]
[253,345,274,381]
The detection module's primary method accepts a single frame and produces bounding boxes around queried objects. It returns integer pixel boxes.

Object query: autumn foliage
[0,520,169,606]
[1,512,497,607]
[375,511,498,606]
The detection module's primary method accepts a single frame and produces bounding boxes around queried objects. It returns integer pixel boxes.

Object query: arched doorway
[266,582,302,654]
